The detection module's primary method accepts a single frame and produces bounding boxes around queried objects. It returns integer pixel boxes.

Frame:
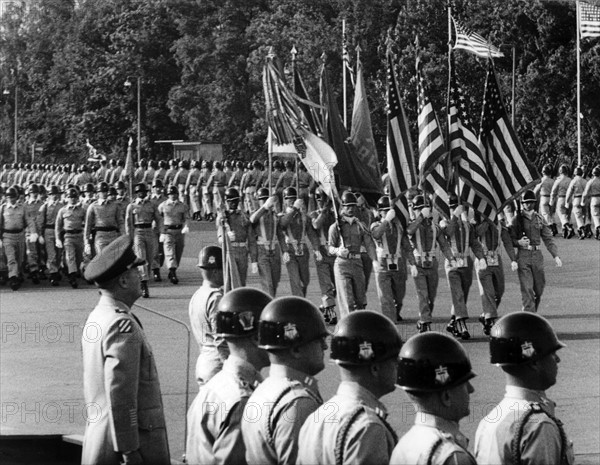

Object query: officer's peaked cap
[84,236,145,284]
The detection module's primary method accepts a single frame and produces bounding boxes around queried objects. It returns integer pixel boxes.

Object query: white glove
[227,230,236,241]
[439,219,448,229]
[314,250,323,262]
[517,237,530,248]
[84,243,92,256]
[182,225,189,234]
[511,261,519,272]
[38,235,45,245]
[55,239,63,249]
[282,252,290,264]
[29,233,39,243]
[449,259,458,269]
[337,246,349,258]
[384,209,396,223]
[251,262,258,274]
[410,264,418,278]
[264,196,276,209]
[293,198,304,210]
[555,256,562,267]
[453,205,464,218]
[421,207,431,218]
[0,239,3,248]
[159,233,167,243]
[478,258,487,270]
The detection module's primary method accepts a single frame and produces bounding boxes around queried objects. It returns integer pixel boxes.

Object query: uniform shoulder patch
[117,318,133,334]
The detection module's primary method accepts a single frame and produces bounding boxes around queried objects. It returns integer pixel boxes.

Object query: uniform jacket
[55,203,86,235]
[371,217,416,267]
[125,199,162,237]
[582,176,600,206]
[509,210,558,258]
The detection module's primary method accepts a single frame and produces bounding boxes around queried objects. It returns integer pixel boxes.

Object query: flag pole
[342,18,348,128]
[447,2,457,196]
[576,0,582,166]
[291,45,300,195]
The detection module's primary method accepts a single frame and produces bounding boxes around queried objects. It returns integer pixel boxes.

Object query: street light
[124,76,141,162]
[3,85,18,163]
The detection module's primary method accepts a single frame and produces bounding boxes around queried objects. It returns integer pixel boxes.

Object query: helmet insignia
[521,341,536,359]
[358,341,374,361]
[238,311,255,331]
[435,365,450,385]
[284,323,300,341]
[208,256,216,264]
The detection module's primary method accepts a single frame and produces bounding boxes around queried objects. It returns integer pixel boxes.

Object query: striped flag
[417,60,451,219]
[580,1,600,38]
[479,61,539,208]
[448,64,498,221]
[293,66,324,136]
[452,17,504,58]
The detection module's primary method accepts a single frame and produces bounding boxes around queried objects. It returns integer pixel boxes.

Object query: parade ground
[1,221,599,464]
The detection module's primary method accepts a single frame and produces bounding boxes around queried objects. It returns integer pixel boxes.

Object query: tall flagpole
[447,1,457,195]
[291,45,300,194]
[576,0,582,166]
[342,18,348,128]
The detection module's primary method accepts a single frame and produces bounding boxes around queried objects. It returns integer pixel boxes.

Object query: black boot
[153,268,162,282]
[168,268,179,285]
[456,318,471,340]
[446,315,459,337]
[596,226,600,240]
[566,223,575,239]
[586,224,593,238]
[0,271,7,285]
[550,223,558,236]
[417,321,431,333]
[562,225,569,238]
[9,276,21,291]
[68,272,78,289]
[50,272,60,286]
[30,270,40,285]
[479,314,496,336]
[141,280,150,298]
[579,227,586,240]
[395,304,403,322]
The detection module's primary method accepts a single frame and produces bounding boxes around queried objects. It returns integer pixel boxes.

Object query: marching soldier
[152,159,168,187]
[188,245,227,385]
[582,165,600,240]
[143,159,157,186]
[291,162,311,207]
[186,287,272,464]
[227,160,244,191]
[163,159,177,187]
[149,179,167,281]
[274,160,294,199]
[108,159,124,185]
[550,164,574,238]
[81,236,170,465]
[391,332,477,465]
[125,183,162,298]
[207,161,227,212]
[240,160,262,213]
[355,190,375,292]
[565,166,589,239]
[197,160,214,221]
[475,312,574,465]
[309,187,338,324]
[133,158,147,185]
[24,184,43,284]
[55,187,86,288]
[370,195,415,322]
[84,181,124,257]
[173,159,190,203]
[158,185,189,284]
[242,296,328,465]
[297,311,401,464]
[185,160,202,221]
[406,194,453,332]
[249,188,283,296]
[534,164,557,235]
[216,187,253,286]
[37,185,64,286]
[81,183,96,210]
[510,190,562,312]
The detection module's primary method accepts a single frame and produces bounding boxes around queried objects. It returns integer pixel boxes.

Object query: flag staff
[342,18,348,128]
[290,45,300,195]
[576,0,582,166]
[447,1,458,196]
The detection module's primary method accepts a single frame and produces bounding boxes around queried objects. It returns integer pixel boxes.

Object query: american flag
[580,1,600,38]
[448,64,498,221]
[417,60,450,219]
[452,17,504,58]
[386,53,417,226]
[479,61,539,208]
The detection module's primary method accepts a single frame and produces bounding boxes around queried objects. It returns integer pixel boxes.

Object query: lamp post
[124,76,141,162]
[3,84,18,163]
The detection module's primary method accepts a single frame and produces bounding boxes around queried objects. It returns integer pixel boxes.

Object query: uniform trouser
[213,188,225,211]
[413,257,439,323]
[284,244,310,297]
[25,234,39,272]
[572,197,586,228]
[0,245,7,273]
[94,230,119,254]
[475,258,505,319]
[64,233,84,274]
[375,261,407,322]
[517,249,545,312]
[540,196,554,225]
[228,245,249,286]
[556,197,570,226]
[4,232,25,278]
[133,229,155,281]
[43,230,61,274]
[189,186,201,214]
[334,257,366,318]
[257,245,281,296]
[151,230,163,269]
[196,348,224,386]
[315,250,336,308]
[164,230,184,269]
[591,198,600,228]
[244,187,257,213]
[445,257,473,319]
[361,252,372,292]
[201,188,213,215]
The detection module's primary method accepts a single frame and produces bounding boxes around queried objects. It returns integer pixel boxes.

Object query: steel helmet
[574,166,583,176]
[27,184,39,195]
[489,312,565,366]
[331,311,402,365]
[108,186,118,197]
[558,164,570,176]
[167,185,179,196]
[593,166,600,177]
[521,190,536,203]
[411,194,428,210]
[6,187,18,199]
[97,182,109,193]
[153,179,164,189]
[85,183,96,194]
[216,287,272,338]
[448,193,460,209]
[225,187,240,201]
[283,187,297,199]
[115,180,126,190]
[542,164,552,176]
[48,185,61,196]
[257,187,270,200]
[134,183,147,193]
[38,185,47,196]
[397,332,476,392]
[258,296,329,350]
[197,245,222,269]
[341,191,358,206]
[314,187,325,201]
[66,188,79,198]
[377,195,391,211]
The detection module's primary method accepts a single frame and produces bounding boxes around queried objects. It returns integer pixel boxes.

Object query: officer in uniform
[406,195,453,332]
[126,183,162,298]
[149,179,167,280]
[510,190,562,312]
[37,185,63,286]
[216,187,253,286]
[328,191,376,317]
[297,311,401,464]
[186,287,272,464]
[158,186,189,284]
[370,195,415,322]
[565,166,589,239]
[24,184,43,284]
[474,312,574,465]
[188,245,227,385]
[279,187,317,298]
[582,165,600,240]
[242,296,328,465]
[550,164,574,238]
[391,332,477,465]
[81,236,170,465]
[249,188,283,296]
[534,164,557,235]
[441,196,486,340]
[84,181,124,258]
[309,187,338,324]
[55,187,86,288]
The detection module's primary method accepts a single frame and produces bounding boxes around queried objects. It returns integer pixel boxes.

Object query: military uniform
[217,208,253,286]
[250,203,283,296]
[240,167,261,213]
[565,174,588,236]
[186,355,263,464]
[207,169,228,211]
[185,167,201,218]
[242,364,323,465]
[125,198,162,282]
[55,201,86,277]
[297,381,397,465]
[173,167,189,202]
[24,196,43,276]
[0,201,32,281]
[149,191,167,274]
[37,197,63,278]
[197,167,213,220]
[309,204,337,312]
[582,173,600,238]
[158,198,188,276]
[551,173,572,236]
[85,199,124,254]
[534,175,556,229]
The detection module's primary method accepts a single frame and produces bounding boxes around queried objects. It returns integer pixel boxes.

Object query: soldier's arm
[213,400,247,465]
[327,222,341,254]
[361,227,377,261]
[406,215,424,236]
[468,225,485,260]
[500,225,517,262]
[36,204,46,234]
[274,396,321,465]
[55,208,64,236]
[249,205,269,224]
[153,205,163,232]
[343,421,396,465]
[436,226,454,261]
[518,419,565,465]
[310,208,328,230]
[582,180,592,206]
[305,218,319,250]
[279,206,297,228]
[401,233,416,266]
[124,204,133,237]
[370,220,387,240]
[539,216,559,258]
[441,450,478,465]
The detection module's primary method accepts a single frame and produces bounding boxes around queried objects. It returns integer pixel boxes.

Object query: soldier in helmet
[158,185,189,284]
[370,195,415,322]
[197,160,214,221]
[173,159,190,203]
[84,182,124,258]
[391,332,477,465]
[565,166,589,239]
[534,164,558,235]
[149,179,167,280]
[239,160,262,213]
[227,160,244,192]
[242,296,328,465]
[249,187,283,296]
[185,160,202,221]
[188,245,227,385]
[186,287,272,464]
[153,159,168,187]
[55,187,87,288]
[37,185,64,286]
[82,183,96,211]
[475,312,574,465]
[582,165,600,240]
[108,159,125,185]
[134,158,147,185]
[164,159,178,188]
[274,160,295,200]
[125,183,162,298]
[328,190,377,316]
[510,190,562,312]
[550,164,574,238]
[207,161,227,212]
[297,311,401,464]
